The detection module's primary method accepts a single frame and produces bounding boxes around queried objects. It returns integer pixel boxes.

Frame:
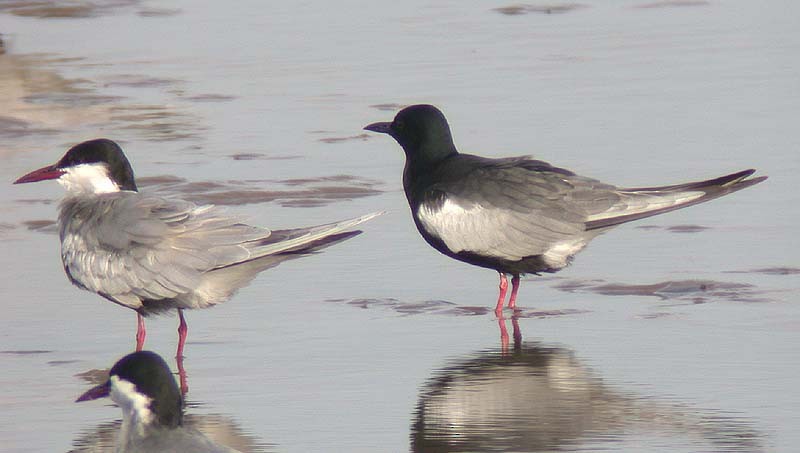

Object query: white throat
[110,375,155,441]
[58,163,120,194]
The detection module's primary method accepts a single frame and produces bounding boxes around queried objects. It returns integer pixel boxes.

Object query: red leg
[136,313,146,351]
[494,272,508,316]
[176,354,189,396]
[508,274,521,309]
[498,315,510,354]
[176,309,188,359]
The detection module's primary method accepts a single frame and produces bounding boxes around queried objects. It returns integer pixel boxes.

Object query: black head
[57,139,137,191]
[364,104,458,165]
[76,350,183,428]
[14,139,137,191]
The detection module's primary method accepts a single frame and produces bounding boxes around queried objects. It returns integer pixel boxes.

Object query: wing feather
[414,161,611,265]
[59,192,379,311]
[59,192,272,309]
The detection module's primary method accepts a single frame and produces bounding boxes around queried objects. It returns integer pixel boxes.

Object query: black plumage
[365,104,766,314]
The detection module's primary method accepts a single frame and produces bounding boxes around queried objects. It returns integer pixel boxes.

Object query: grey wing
[415,164,620,267]
[60,193,271,310]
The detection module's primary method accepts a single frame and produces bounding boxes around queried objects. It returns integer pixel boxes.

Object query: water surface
[1,1,798,452]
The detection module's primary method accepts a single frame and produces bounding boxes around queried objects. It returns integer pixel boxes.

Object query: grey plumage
[411,154,763,273]
[59,191,379,315]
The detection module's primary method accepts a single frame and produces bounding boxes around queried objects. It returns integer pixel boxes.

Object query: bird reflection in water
[497,313,522,355]
[69,413,271,453]
[412,317,764,452]
[71,351,270,452]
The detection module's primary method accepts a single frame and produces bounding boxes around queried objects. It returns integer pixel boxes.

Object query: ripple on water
[493,3,588,16]
[635,224,713,233]
[0,0,163,19]
[370,103,408,112]
[0,51,210,148]
[327,297,589,318]
[317,133,371,144]
[553,278,774,304]
[21,219,58,233]
[634,0,711,9]
[138,174,383,208]
[725,267,800,276]
[0,350,53,355]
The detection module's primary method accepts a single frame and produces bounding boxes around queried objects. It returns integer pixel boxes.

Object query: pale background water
[1,1,798,452]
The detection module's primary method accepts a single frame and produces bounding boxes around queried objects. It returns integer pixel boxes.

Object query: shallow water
[1,1,798,452]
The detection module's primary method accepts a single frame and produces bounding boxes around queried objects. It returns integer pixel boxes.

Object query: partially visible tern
[15,138,381,356]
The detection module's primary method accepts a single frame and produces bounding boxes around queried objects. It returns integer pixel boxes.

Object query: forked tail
[249,211,384,257]
[585,170,766,231]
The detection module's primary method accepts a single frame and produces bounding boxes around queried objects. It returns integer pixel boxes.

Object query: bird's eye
[393,119,405,131]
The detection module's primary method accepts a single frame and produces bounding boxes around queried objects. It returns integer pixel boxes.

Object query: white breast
[417,198,486,253]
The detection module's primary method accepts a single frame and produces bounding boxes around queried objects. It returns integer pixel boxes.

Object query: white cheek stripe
[57,163,120,194]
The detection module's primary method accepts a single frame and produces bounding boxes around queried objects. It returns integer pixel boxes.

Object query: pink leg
[176,309,188,359]
[494,272,508,316]
[508,274,521,309]
[498,315,510,354]
[176,354,189,396]
[136,313,146,351]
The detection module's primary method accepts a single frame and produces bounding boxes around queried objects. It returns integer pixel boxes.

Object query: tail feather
[194,216,379,307]
[621,169,759,192]
[248,211,383,257]
[200,231,362,297]
[270,230,362,255]
[585,170,766,231]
